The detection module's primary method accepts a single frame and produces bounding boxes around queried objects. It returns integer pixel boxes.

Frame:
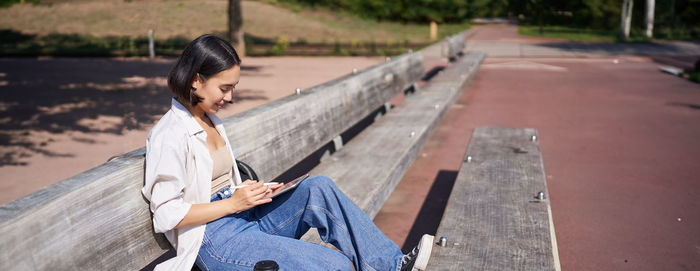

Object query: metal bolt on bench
[439,236,448,247]
[537,191,546,200]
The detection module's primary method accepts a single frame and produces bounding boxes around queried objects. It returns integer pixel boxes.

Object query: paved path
[467,23,700,57]
[373,24,700,270]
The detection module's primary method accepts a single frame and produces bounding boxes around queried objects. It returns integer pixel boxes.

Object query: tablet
[269,174,310,198]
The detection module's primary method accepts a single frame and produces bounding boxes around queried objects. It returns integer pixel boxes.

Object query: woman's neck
[178,98,210,125]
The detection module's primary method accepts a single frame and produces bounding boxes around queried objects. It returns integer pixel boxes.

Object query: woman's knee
[300,175,336,192]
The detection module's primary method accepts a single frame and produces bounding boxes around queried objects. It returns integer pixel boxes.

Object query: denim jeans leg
[196,186,355,271]
[254,176,403,271]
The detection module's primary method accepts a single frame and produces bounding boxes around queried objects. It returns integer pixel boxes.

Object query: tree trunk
[644,0,655,39]
[620,0,633,41]
[228,0,245,57]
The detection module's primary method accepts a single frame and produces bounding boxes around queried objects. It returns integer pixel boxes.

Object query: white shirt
[142,98,243,271]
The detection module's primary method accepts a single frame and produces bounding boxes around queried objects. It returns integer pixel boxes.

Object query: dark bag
[235,160,259,181]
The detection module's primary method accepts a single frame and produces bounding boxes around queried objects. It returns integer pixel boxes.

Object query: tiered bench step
[427,127,560,271]
[302,51,485,244]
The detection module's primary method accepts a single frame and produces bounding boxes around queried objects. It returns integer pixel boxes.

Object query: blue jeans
[195,176,403,271]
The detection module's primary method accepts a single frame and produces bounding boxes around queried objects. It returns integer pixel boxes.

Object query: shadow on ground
[533,41,700,56]
[0,58,267,166]
[401,170,458,253]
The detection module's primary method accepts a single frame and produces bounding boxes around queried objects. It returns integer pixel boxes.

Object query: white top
[142,98,243,271]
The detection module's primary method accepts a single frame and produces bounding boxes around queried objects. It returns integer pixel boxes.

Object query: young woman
[142,34,432,271]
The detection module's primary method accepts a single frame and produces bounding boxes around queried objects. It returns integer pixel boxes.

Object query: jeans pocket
[202,231,256,268]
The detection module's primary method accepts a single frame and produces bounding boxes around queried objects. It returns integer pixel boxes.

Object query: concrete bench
[426,127,561,271]
[0,33,478,270]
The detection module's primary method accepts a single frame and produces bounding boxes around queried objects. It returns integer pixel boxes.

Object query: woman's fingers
[270,183,284,193]
[256,198,273,205]
[241,179,257,185]
[247,182,268,194]
[242,183,269,198]
[232,181,274,208]
[251,187,272,200]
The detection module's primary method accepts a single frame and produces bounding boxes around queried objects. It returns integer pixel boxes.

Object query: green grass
[518,25,619,42]
[258,0,470,42]
[519,25,700,43]
[0,0,470,57]
[688,71,700,83]
[0,30,191,57]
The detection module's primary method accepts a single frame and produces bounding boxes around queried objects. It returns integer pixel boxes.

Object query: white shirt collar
[170,98,223,137]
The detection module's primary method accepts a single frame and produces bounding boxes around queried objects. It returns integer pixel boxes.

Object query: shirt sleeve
[142,135,192,233]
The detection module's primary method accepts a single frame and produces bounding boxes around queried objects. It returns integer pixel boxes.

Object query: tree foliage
[279,0,470,23]
[279,0,699,37]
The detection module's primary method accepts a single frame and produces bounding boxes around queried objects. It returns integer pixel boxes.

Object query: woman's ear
[191,74,203,90]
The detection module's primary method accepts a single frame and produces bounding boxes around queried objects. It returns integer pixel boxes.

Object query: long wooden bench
[0,33,479,270]
[427,127,561,271]
[300,50,486,245]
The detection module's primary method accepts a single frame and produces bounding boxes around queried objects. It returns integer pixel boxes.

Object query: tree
[620,0,633,40]
[228,0,245,57]
[644,0,655,39]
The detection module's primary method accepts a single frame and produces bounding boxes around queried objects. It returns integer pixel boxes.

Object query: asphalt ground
[373,26,700,270]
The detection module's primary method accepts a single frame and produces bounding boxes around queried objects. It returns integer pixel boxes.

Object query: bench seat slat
[427,127,559,271]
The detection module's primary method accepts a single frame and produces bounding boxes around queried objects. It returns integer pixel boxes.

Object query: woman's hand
[223,180,272,213]
[266,183,285,198]
[174,180,276,229]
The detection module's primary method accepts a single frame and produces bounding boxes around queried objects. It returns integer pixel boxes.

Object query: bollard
[430,21,438,41]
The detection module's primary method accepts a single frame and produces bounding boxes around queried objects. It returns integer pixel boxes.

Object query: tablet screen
[269,174,310,198]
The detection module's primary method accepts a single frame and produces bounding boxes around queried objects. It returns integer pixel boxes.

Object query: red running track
[374,56,700,270]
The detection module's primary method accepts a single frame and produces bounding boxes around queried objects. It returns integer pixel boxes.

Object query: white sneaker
[400,234,434,271]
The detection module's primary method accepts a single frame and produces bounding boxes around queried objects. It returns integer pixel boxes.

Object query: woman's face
[192,65,240,115]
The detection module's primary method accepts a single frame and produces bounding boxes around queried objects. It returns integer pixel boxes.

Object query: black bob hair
[168,34,242,107]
